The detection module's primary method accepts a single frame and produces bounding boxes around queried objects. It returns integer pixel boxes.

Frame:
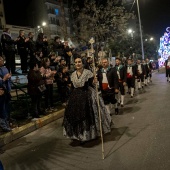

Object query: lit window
[55,9,59,15]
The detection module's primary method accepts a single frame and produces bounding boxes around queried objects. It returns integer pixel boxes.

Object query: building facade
[29,0,70,40]
[45,0,70,39]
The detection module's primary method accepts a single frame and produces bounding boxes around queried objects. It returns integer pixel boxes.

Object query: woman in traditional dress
[63,56,112,143]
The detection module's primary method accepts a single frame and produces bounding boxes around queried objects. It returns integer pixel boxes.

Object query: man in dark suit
[16,30,29,73]
[97,58,119,115]
[136,59,146,89]
[27,32,36,64]
[126,58,137,98]
[1,28,16,74]
[115,57,127,107]
[145,58,153,84]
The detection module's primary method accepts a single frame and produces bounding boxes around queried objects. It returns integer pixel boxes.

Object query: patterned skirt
[63,86,111,142]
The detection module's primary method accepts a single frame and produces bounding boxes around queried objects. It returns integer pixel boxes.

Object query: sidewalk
[0,66,65,147]
[0,108,64,147]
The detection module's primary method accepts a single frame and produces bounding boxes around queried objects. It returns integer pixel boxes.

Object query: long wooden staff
[89,38,105,159]
[109,49,112,66]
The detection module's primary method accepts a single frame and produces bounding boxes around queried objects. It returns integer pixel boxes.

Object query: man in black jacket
[145,58,153,83]
[136,59,146,89]
[115,57,127,107]
[16,30,29,73]
[126,58,137,98]
[1,28,16,74]
[97,58,119,115]
[27,32,36,64]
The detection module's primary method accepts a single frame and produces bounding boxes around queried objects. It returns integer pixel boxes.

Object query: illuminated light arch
[158,27,170,66]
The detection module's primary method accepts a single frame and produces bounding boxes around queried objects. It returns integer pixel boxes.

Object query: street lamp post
[136,0,144,59]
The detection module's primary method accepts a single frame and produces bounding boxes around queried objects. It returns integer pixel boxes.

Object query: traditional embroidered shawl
[71,69,93,88]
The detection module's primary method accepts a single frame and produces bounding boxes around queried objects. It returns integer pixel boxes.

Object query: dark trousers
[30,94,42,116]
[101,89,117,105]
[29,52,35,63]
[4,51,16,74]
[166,69,170,77]
[145,71,152,79]
[19,50,28,71]
[137,73,144,82]
[45,84,54,108]
[127,77,135,88]
[118,82,125,95]
[0,94,10,120]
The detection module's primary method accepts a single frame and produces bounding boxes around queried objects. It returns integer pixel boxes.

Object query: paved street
[1,69,170,170]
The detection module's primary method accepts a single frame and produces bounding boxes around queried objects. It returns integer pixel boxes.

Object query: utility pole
[59,0,68,40]
[136,0,144,59]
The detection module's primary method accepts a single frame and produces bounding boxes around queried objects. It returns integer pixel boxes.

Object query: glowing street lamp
[128,29,135,39]
[128,29,133,34]
[42,22,47,26]
[150,37,154,41]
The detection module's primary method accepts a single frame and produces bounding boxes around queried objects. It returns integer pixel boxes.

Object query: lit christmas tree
[158,27,170,66]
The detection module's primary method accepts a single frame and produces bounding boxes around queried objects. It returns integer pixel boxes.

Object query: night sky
[138,0,170,36]
[3,0,170,37]
[4,0,32,27]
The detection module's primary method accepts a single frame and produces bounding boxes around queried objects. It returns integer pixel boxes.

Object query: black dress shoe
[115,108,119,115]
[121,104,124,107]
